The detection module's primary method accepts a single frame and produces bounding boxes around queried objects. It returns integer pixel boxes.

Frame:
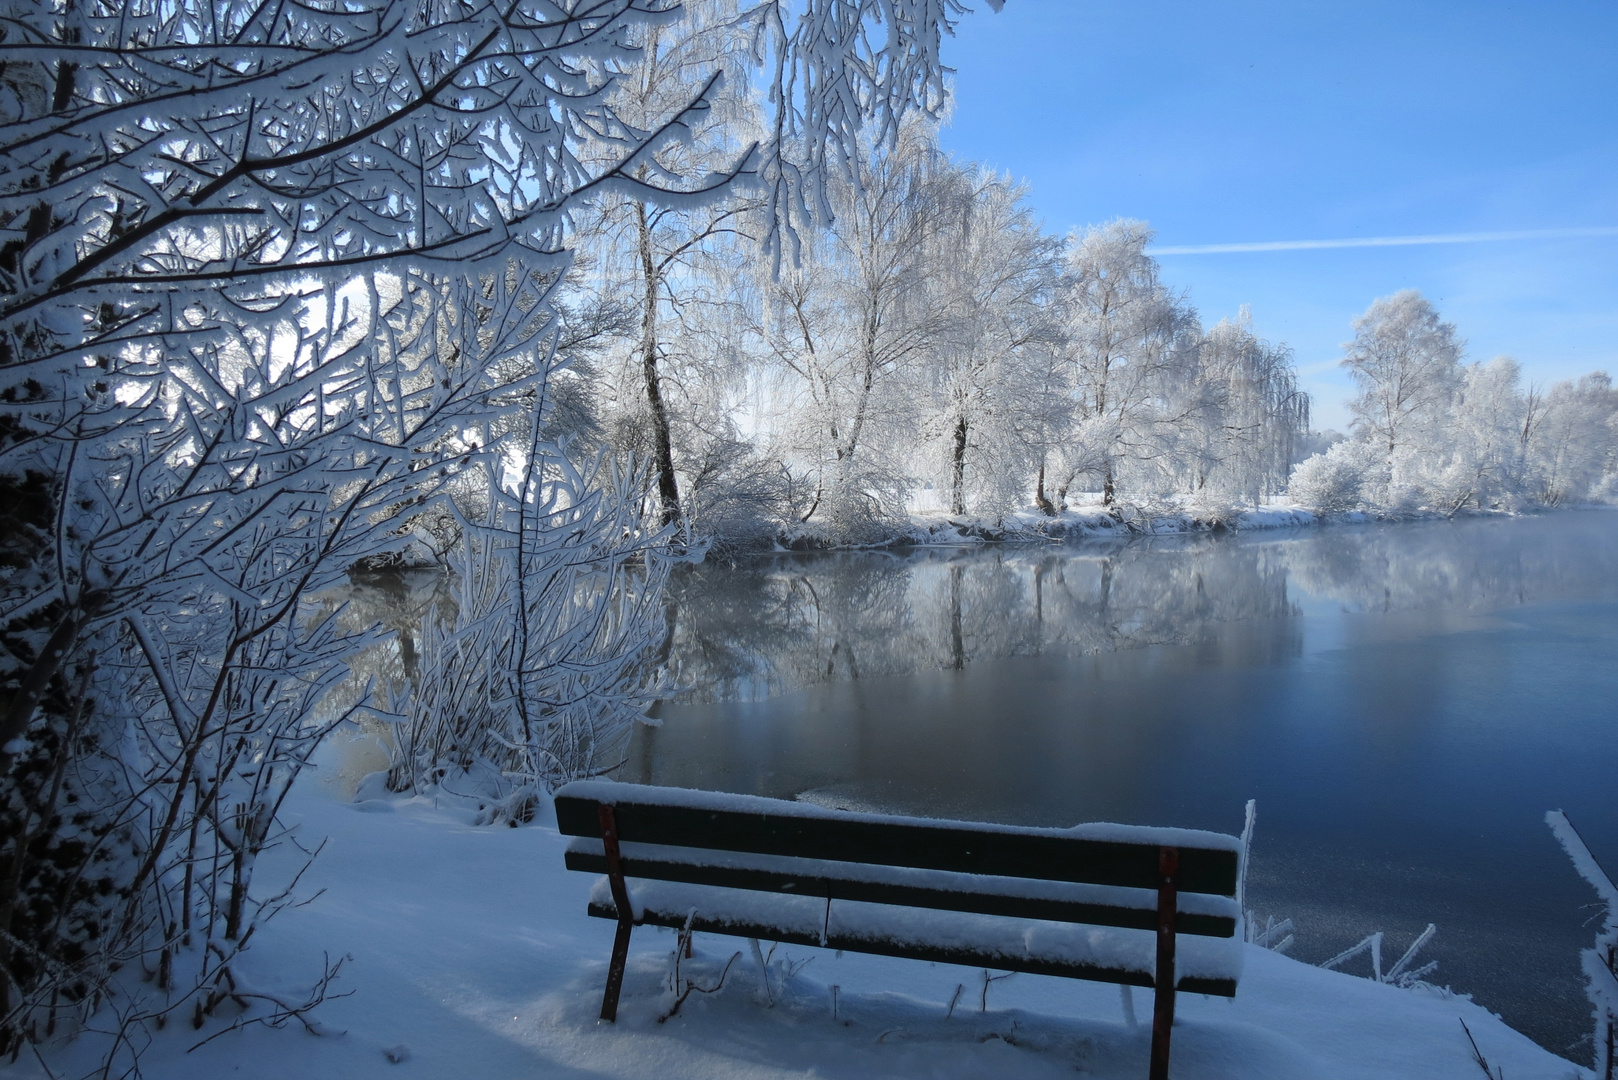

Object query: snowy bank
[774,504,1320,550]
[12,785,1586,1080]
[766,499,1564,551]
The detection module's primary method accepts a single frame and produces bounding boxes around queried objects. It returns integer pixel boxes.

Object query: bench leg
[601,917,634,1021]
[1149,845,1180,1080]
[598,803,636,1022]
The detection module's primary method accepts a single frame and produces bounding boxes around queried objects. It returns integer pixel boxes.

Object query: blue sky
[937,0,1618,430]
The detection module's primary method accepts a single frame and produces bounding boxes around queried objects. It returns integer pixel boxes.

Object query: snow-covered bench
[556,781,1243,1080]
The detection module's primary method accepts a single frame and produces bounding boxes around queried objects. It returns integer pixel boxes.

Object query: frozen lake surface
[624,511,1618,1056]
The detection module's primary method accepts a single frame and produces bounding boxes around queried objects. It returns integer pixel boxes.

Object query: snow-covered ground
[12,782,1586,1080]
[775,502,1319,551]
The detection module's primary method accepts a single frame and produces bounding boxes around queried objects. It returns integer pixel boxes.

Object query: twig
[749,938,774,1005]
[658,951,742,1023]
[1459,1017,1505,1080]
[187,953,350,1051]
[979,969,1015,1012]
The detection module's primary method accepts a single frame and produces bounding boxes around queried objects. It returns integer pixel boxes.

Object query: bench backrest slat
[564,846,1239,936]
[555,787,1238,898]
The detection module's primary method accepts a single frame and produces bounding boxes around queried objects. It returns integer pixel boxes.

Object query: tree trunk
[841,313,880,468]
[637,202,680,527]
[1102,460,1116,506]
[950,414,968,516]
[1034,460,1056,516]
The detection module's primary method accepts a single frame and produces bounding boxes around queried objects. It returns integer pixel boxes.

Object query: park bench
[556,780,1244,1080]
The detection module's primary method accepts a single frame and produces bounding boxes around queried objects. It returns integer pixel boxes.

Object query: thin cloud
[1150,226,1618,256]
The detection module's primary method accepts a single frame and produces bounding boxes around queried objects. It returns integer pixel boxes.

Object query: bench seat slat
[564,846,1239,938]
[555,786,1239,897]
[585,882,1239,998]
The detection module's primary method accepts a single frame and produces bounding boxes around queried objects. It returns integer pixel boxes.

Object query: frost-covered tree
[1341,290,1464,468]
[1183,310,1309,502]
[1289,291,1617,515]
[1054,219,1200,506]
[921,167,1059,515]
[1287,440,1383,514]
[1528,373,1618,506]
[1424,356,1530,513]
[745,120,950,534]
[585,1,763,528]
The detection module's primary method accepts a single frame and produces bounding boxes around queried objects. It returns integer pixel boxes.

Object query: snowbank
[774,504,1318,550]
[12,785,1585,1080]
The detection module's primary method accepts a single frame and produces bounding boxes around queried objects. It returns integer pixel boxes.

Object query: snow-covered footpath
[11,782,1585,1080]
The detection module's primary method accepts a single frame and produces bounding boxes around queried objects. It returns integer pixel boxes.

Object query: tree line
[1296,289,1618,515]
[564,106,1618,544]
[563,114,1312,545]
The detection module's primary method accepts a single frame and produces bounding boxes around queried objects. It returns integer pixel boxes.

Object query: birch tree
[1528,373,1618,506]
[1055,219,1199,506]
[1183,310,1309,502]
[745,120,947,532]
[1342,290,1464,465]
[923,167,1059,514]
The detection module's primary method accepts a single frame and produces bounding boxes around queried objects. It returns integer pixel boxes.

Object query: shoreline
[762,501,1615,555]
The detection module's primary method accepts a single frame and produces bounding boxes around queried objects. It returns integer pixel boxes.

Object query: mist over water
[626,512,1618,1057]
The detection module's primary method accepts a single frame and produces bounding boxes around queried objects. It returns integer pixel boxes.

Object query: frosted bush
[1287,441,1386,513]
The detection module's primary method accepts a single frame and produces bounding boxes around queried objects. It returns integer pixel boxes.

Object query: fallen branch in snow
[1546,809,1618,1080]
[1246,914,1295,954]
[1320,925,1437,988]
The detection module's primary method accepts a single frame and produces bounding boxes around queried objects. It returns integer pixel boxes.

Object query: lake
[622,511,1618,1057]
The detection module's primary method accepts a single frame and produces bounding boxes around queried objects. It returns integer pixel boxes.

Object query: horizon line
[1149,226,1618,255]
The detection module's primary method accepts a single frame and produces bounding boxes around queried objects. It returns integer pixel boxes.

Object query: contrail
[1150,226,1618,256]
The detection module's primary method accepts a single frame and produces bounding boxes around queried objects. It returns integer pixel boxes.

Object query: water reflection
[656,536,1302,705]
[630,512,1618,1057]
[306,568,451,797]
[654,514,1618,707]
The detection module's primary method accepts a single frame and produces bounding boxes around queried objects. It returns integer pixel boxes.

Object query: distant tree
[923,166,1059,515]
[1528,372,1618,505]
[1185,310,1310,502]
[1342,290,1464,464]
[1056,220,1200,506]
[1288,440,1382,514]
[744,120,949,533]
[1429,356,1530,512]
